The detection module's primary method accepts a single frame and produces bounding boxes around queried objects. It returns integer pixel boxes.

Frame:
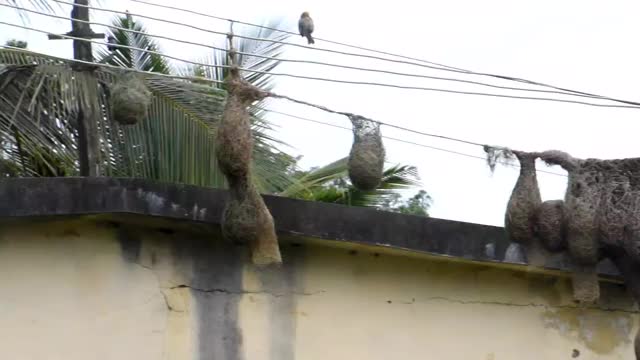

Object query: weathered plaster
[0,177,622,278]
[0,216,637,359]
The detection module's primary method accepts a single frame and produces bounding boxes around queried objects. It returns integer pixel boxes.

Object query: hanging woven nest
[347,115,385,191]
[533,200,567,253]
[109,72,151,125]
[504,151,543,264]
[215,74,282,266]
[215,92,253,179]
[563,161,602,303]
[222,182,281,265]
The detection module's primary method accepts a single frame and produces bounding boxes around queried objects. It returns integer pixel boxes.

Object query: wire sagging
[39,0,640,108]
[6,1,640,109]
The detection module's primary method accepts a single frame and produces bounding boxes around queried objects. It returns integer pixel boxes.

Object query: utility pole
[48,0,104,176]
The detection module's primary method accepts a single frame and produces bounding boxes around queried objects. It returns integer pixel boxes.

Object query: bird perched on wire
[107,36,117,52]
[298,12,315,45]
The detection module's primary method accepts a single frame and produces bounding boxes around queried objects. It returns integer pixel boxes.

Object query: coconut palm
[0,13,296,192]
[2,5,430,211]
[94,15,172,74]
[279,157,431,215]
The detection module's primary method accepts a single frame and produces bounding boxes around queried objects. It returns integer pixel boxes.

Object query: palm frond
[278,157,349,198]
[346,164,423,207]
[0,51,83,176]
[280,158,424,210]
[94,15,172,74]
[0,23,297,192]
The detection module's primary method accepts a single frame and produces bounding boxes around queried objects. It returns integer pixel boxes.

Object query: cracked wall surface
[0,217,638,360]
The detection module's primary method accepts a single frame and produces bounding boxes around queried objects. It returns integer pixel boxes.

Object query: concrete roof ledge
[0,177,622,280]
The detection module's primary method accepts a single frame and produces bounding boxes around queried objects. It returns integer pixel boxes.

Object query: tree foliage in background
[0,15,297,192]
[379,190,431,216]
[280,157,432,216]
[95,15,172,74]
[1,7,433,213]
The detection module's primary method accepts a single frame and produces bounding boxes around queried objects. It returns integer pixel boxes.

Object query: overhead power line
[45,0,640,108]
[0,46,567,177]
[130,0,466,71]
[4,3,620,101]
[2,18,639,110]
[265,110,567,177]
[125,0,640,108]
[1,3,609,100]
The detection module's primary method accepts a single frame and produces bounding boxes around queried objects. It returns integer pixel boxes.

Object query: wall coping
[0,177,621,279]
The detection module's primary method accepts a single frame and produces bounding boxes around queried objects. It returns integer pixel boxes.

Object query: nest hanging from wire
[215,74,282,266]
[347,115,385,191]
[109,72,152,125]
[504,151,544,265]
[485,147,603,303]
[215,92,253,179]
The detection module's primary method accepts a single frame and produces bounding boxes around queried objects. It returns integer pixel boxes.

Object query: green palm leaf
[280,156,425,210]
[0,15,298,193]
[94,15,172,74]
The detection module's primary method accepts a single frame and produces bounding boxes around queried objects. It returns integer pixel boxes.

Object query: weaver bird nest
[109,73,152,126]
[347,115,385,191]
[215,73,281,266]
[485,147,640,304]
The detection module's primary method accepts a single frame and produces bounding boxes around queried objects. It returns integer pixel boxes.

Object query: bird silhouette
[107,36,117,52]
[298,12,315,45]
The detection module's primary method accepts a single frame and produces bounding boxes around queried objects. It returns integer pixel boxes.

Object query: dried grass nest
[347,115,385,191]
[215,77,282,266]
[109,73,152,125]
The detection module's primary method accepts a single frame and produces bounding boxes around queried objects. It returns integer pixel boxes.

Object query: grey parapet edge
[0,177,622,281]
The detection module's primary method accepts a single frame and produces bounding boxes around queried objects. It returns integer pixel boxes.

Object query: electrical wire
[0,45,224,85]
[1,44,489,151]
[126,0,640,108]
[3,19,639,110]
[44,0,640,109]
[2,3,615,101]
[0,44,482,160]
[0,41,488,151]
[265,109,567,177]
[0,46,566,177]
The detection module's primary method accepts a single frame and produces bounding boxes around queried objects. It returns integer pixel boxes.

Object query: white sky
[2,0,640,227]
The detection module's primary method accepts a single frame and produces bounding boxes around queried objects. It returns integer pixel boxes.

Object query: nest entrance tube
[109,72,152,126]
[347,115,385,191]
[215,71,282,266]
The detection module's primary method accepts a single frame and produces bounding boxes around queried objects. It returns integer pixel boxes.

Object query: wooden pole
[48,0,104,176]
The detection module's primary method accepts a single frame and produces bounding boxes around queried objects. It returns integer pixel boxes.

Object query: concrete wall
[0,217,637,360]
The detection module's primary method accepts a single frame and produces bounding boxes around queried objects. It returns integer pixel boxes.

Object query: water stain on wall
[541,308,633,354]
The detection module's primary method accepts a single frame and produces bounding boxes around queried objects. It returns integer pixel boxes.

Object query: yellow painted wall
[0,218,636,360]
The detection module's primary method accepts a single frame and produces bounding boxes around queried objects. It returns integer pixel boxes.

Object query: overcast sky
[2,0,640,227]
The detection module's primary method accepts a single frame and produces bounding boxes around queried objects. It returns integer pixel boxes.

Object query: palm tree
[94,15,172,74]
[279,157,431,215]
[0,13,296,192]
[2,5,430,211]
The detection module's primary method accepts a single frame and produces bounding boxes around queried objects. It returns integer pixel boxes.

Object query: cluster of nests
[486,146,640,305]
[106,69,388,266]
[215,73,386,266]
